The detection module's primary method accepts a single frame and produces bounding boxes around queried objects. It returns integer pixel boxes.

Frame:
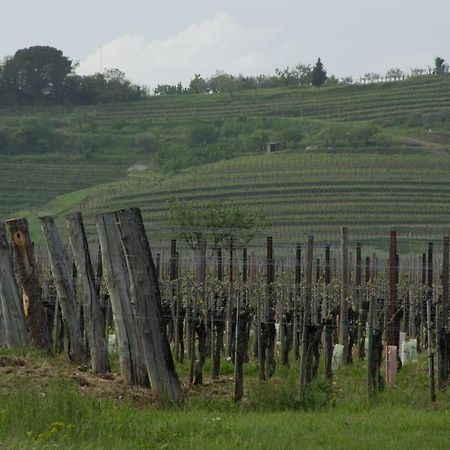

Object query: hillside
[1,75,450,251]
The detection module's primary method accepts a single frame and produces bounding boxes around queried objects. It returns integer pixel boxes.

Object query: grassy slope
[2,75,450,249]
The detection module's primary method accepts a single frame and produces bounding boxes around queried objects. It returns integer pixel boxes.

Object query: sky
[1,0,448,88]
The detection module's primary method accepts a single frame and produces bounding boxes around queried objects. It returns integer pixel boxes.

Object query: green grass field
[1,350,449,449]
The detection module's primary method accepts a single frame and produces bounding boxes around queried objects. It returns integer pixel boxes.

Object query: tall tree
[2,46,73,104]
[311,58,327,87]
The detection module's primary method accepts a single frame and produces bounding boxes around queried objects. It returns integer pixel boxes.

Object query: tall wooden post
[293,243,301,360]
[41,217,86,364]
[0,223,28,348]
[115,208,181,404]
[65,212,110,373]
[265,236,276,378]
[386,231,399,386]
[96,213,148,386]
[7,218,51,352]
[298,235,314,399]
[339,227,350,363]
[438,236,449,388]
[324,243,333,380]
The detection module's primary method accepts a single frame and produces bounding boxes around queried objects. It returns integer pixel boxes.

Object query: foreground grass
[1,351,450,449]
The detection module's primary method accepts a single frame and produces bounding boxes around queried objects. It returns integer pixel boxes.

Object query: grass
[1,350,450,449]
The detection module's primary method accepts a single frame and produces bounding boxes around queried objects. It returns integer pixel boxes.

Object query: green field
[1,75,450,251]
[1,350,449,449]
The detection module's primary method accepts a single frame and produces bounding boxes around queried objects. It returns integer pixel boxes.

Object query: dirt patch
[0,355,26,367]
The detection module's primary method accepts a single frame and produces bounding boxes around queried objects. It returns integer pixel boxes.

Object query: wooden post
[40,217,86,364]
[0,223,28,348]
[298,235,314,400]
[427,242,436,401]
[324,243,333,380]
[339,227,350,363]
[65,212,110,373]
[194,236,207,385]
[6,218,51,352]
[96,213,148,386]
[265,236,276,378]
[439,236,449,388]
[293,243,301,360]
[115,208,182,404]
[226,238,234,356]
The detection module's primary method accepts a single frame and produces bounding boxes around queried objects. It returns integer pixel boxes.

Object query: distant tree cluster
[0,46,147,106]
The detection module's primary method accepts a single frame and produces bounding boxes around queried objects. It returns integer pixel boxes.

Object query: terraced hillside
[94,75,450,124]
[32,150,450,253]
[2,75,450,253]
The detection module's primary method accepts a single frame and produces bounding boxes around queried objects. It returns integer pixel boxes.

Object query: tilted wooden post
[65,212,110,373]
[0,223,28,348]
[96,212,148,386]
[6,218,51,352]
[115,208,182,404]
[40,216,86,364]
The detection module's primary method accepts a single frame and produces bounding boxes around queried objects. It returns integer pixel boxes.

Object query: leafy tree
[188,74,209,94]
[208,71,236,95]
[1,46,73,104]
[311,58,327,87]
[434,56,449,75]
[167,199,268,248]
[188,122,220,146]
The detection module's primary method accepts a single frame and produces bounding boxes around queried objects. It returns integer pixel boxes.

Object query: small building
[262,142,282,153]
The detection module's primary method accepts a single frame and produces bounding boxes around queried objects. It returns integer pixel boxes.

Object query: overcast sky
[2,0,448,87]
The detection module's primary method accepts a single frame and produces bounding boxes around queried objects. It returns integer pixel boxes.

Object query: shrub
[135,132,159,153]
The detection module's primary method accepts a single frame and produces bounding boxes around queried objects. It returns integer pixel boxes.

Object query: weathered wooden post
[65,212,110,373]
[96,213,148,386]
[293,243,301,360]
[324,243,333,380]
[427,242,436,402]
[226,238,235,357]
[0,223,28,348]
[234,247,250,401]
[212,247,224,379]
[115,208,182,404]
[265,236,276,378]
[194,236,207,385]
[298,235,314,400]
[6,218,51,352]
[386,231,399,386]
[438,236,449,388]
[339,227,350,364]
[40,216,86,364]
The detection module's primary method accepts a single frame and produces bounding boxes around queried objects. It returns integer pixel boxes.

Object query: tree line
[0,45,448,106]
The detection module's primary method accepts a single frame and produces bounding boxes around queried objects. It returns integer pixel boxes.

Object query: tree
[188,74,209,94]
[434,56,449,75]
[385,68,404,81]
[167,199,268,249]
[311,58,327,87]
[2,46,73,104]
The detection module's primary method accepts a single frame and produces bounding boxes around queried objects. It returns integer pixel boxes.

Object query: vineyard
[1,207,450,447]
[1,75,450,447]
